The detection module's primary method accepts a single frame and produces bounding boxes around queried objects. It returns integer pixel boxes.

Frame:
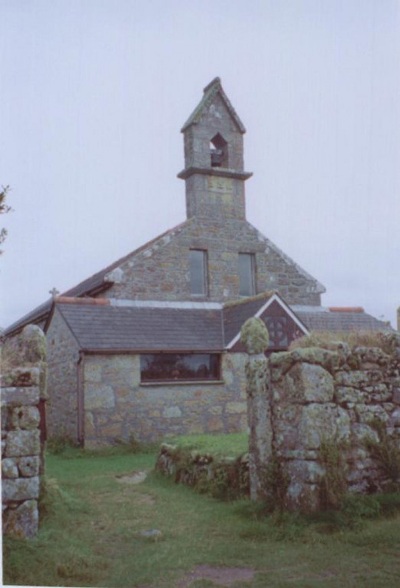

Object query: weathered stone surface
[3,500,39,539]
[335,386,366,405]
[2,476,40,501]
[163,406,182,418]
[351,422,379,444]
[1,387,40,408]
[285,460,324,511]
[335,370,370,387]
[226,401,246,414]
[18,456,40,477]
[240,318,269,355]
[85,384,115,410]
[2,458,19,479]
[363,383,392,402]
[2,367,41,388]
[21,325,46,362]
[284,363,334,404]
[11,406,40,430]
[298,404,346,449]
[389,408,400,427]
[291,347,340,372]
[355,404,388,425]
[5,430,40,457]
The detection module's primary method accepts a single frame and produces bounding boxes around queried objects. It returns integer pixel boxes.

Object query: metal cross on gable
[49,287,59,299]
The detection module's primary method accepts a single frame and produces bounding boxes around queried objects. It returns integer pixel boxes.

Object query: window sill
[140,380,225,387]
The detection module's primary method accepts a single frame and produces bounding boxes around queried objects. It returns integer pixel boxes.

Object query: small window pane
[239,253,255,296]
[190,250,207,296]
[140,354,220,382]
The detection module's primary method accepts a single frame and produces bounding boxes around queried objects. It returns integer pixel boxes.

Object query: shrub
[319,439,348,510]
[260,455,290,513]
[365,419,400,490]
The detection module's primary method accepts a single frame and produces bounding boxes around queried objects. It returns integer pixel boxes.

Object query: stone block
[389,408,400,428]
[335,387,366,405]
[335,371,369,387]
[351,422,379,444]
[84,362,103,383]
[18,456,40,477]
[3,499,39,539]
[298,404,348,449]
[2,476,40,501]
[2,367,41,388]
[285,363,334,404]
[163,406,182,418]
[364,383,392,402]
[2,458,19,478]
[85,384,115,410]
[355,404,388,425]
[226,401,246,414]
[11,406,40,430]
[5,430,40,457]
[285,460,324,512]
[1,387,40,408]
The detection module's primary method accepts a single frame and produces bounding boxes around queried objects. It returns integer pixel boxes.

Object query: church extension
[5,78,391,446]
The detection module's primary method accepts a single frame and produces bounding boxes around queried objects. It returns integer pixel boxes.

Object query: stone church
[5,78,390,447]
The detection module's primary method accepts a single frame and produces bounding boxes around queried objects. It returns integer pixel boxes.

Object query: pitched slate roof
[223,292,309,349]
[223,292,276,344]
[292,306,393,333]
[4,221,188,337]
[181,77,246,133]
[55,300,224,352]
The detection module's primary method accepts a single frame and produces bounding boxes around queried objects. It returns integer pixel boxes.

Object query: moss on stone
[240,318,269,355]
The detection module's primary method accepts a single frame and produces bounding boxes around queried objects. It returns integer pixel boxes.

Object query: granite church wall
[1,325,47,539]
[82,352,248,447]
[46,308,81,441]
[103,216,322,307]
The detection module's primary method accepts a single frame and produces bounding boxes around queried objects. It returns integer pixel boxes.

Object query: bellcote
[178,78,252,221]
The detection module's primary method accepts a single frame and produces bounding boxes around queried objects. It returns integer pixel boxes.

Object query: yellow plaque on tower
[208,176,233,194]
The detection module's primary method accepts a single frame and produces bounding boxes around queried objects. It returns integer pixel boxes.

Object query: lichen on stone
[240,318,269,355]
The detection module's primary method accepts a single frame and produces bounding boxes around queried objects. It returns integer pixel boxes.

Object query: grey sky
[1,0,399,328]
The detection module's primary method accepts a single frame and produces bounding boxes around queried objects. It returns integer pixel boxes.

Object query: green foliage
[365,419,400,489]
[0,184,11,253]
[47,433,79,455]
[260,454,290,512]
[4,448,400,587]
[319,439,348,510]
[240,316,270,354]
[290,330,395,355]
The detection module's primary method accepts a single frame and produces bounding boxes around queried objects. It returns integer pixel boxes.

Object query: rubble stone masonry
[242,319,400,512]
[1,326,47,538]
[82,352,248,447]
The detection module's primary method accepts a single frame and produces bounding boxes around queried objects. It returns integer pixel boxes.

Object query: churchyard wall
[1,325,47,538]
[244,321,400,512]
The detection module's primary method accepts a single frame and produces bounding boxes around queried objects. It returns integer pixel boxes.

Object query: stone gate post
[240,317,272,500]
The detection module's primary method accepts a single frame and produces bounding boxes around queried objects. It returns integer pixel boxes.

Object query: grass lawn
[3,438,400,587]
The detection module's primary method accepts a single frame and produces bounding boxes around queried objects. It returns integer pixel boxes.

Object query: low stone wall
[1,326,47,538]
[155,443,249,499]
[242,319,400,512]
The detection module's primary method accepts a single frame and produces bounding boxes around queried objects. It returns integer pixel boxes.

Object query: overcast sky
[1,0,399,329]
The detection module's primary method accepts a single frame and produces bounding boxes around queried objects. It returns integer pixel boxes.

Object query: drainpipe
[77,351,85,447]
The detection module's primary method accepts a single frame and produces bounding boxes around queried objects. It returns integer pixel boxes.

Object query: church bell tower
[178,78,252,221]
